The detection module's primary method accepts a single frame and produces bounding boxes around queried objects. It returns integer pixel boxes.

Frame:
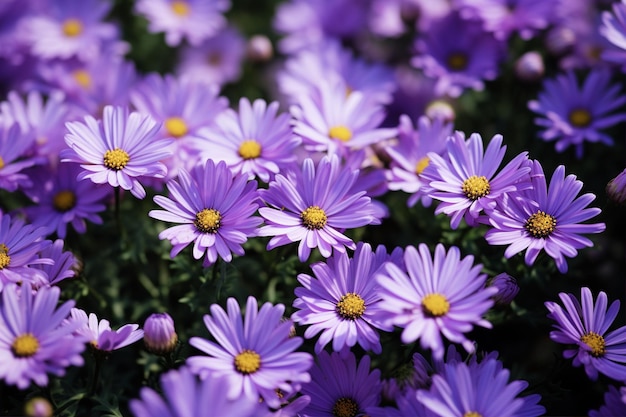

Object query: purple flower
[0,123,38,192]
[30,239,78,289]
[130,366,261,417]
[375,243,497,360]
[61,105,173,199]
[484,160,606,273]
[149,159,261,266]
[600,0,626,70]
[528,69,626,158]
[607,168,626,205]
[411,11,505,97]
[589,385,626,417]
[135,0,230,47]
[299,350,382,417]
[416,357,545,417]
[0,284,86,389]
[258,155,381,262]
[488,273,520,306]
[292,242,396,354]
[143,312,178,355]
[545,287,626,382]
[69,308,144,352]
[187,296,313,409]
[421,131,531,229]
[195,97,300,182]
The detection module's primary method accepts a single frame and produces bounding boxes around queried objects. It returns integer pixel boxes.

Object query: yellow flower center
[171,0,190,16]
[461,175,491,200]
[581,332,606,357]
[415,156,430,175]
[53,190,77,212]
[73,70,92,89]
[0,156,4,169]
[301,206,327,230]
[447,52,468,71]
[238,140,262,160]
[234,349,261,374]
[164,117,188,138]
[336,293,366,320]
[422,293,450,317]
[332,397,359,417]
[62,18,83,37]
[194,208,221,233]
[103,148,130,170]
[12,333,40,357]
[0,243,9,269]
[569,108,592,128]
[525,211,556,238]
[328,125,353,142]
[464,412,483,417]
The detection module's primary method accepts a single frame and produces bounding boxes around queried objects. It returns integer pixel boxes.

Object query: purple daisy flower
[484,160,606,273]
[194,97,300,182]
[545,287,626,382]
[130,366,261,417]
[23,162,110,239]
[292,242,396,354]
[187,296,313,409]
[68,308,144,352]
[299,349,382,417]
[0,123,39,192]
[30,239,78,289]
[528,69,626,158]
[135,0,230,47]
[0,284,86,389]
[416,357,545,417]
[411,11,505,97]
[258,155,381,262]
[589,385,626,417]
[600,0,626,70]
[421,131,531,229]
[149,159,261,266]
[61,105,173,199]
[375,243,497,360]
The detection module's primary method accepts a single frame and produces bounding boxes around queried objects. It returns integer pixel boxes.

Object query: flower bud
[247,35,273,63]
[24,397,53,417]
[425,100,455,123]
[488,273,519,306]
[514,51,544,82]
[607,168,626,205]
[143,313,178,355]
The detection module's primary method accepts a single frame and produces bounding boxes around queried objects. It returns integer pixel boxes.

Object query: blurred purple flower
[30,239,78,289]
[589,385,626,417]
[0,123,38,192]
[606,168,626,205]
[69,308,144,352]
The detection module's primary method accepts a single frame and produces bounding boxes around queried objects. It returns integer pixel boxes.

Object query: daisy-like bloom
[299,349,382,417]
[194,97,300,183]
[187,296,313,409]
[484,160,606,273]
[421,131,531,229]
[0,123,38,192]
[30,239,78,289]
[130,366,261,417]
[292,242,396,354]
[416,357,545,417]
[375,243,497,360]
[385,114,452,208]
[149,159,261,266]
[0,212,52,292]
[23,163,110,239]
[589,385,626,417]
[545,287,626,382]
[68,308,143,352]
[135,0,230,47]
[600,0,626,70]
[61,105,173,199]
[528,69,626,158]
[0,284,86,389]
[411,11,505,98]
[291,79,397,157]
[258,155,381,262]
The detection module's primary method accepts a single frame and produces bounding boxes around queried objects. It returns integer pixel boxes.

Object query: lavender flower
[143,312,178,355]
[30,239,78,289]
[607,168,626,205]
[0,123,38,192]
[589,385,626,417]
[69,308,144,352]
[488,273,520,306]
[600,0,626,69]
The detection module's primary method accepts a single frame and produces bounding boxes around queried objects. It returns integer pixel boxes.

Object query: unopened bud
[488,273,519,306]
[247,35,273,63]
[24,397,53,417]
[143,313,178,355]
[607,168,626,205]
[515,51,544,82]
[425,100,455,123]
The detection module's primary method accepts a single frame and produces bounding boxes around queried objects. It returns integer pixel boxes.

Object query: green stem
[89,354,103,397]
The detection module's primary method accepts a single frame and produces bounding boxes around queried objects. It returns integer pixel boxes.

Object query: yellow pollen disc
[336,293,366,320]
[464,412,483,417]
[171,0,190,16]
[238,140,262,160]
[422,293,450,317]
[0,156,4,169]
[234,349,261,374]
[0,243,8,253]
[301,206,327,230]
[525,211,556,238]
[0,251,9,269]
[12,333,40,357]
[194,208,222,233]
[461,175,491,200]
[73,70,92,89]
[447,52,468,71]
[62,19,83,37]
[53,190,77,212]
[415,156,430,175]
[332,397,359,417]
[103,148,130,170]
[581,332,606,357]
[569,108,592,128]
[164,117,188,138]
[328,125,353,142]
